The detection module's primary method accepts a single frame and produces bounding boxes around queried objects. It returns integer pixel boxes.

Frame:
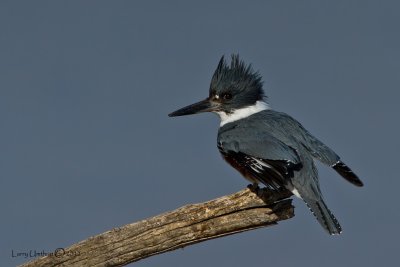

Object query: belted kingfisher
[169,55,363,235]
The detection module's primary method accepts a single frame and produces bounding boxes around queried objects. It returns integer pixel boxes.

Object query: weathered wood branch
[20,187,294,267]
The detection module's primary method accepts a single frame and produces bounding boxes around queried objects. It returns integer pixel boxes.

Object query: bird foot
[247,183,261,195]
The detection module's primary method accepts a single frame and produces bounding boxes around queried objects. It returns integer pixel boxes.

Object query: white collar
[216,101,270,127]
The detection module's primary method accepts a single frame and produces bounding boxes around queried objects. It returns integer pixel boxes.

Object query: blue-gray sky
[1,1,399,266]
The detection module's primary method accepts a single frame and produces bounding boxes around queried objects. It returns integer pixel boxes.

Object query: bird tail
[303,196,342,235]
[332,161,363,187]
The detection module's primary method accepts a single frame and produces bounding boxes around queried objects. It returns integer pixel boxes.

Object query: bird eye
[222,93,232,100]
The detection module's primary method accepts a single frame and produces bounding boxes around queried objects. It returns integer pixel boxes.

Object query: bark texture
[20,187,293,267]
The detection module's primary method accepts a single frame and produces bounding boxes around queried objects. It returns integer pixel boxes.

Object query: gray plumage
[218,110,346,234]
[169,54,363,235]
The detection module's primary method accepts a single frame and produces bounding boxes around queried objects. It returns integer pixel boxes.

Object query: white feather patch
[291,188,302,199]
[216,101,270,126]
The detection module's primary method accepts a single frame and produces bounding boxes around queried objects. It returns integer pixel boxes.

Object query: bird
[168,54,363,235]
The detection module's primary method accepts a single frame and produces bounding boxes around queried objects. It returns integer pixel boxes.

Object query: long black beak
[168,98,218,117]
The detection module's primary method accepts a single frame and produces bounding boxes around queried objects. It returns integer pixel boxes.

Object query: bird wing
[286,116,364,187]
[218,127,302,189]
[259,110,363,187]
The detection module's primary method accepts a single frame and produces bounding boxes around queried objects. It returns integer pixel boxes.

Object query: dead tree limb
[20,187,294,267]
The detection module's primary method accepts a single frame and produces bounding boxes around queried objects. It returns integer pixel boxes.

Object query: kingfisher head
[169,55,268,123]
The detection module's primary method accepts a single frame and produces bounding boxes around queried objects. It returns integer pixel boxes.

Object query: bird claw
[247,183,261,195]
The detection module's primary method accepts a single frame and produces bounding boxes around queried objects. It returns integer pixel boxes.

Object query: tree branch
[20,187,294,267]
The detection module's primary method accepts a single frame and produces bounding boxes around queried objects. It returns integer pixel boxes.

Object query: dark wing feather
[218,127,302,190]
[332,161,363,186]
